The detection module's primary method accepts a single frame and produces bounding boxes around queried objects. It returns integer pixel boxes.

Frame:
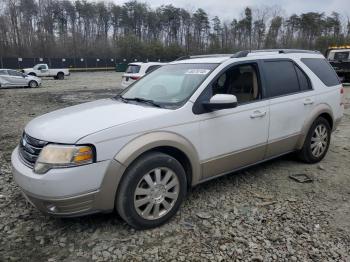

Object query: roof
[171,49,324,64]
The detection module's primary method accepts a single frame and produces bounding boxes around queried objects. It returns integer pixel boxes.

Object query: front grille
[19,133,48,168]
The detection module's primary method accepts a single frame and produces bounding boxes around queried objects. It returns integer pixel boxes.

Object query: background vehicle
[22,64,70,80]
[0,69,41,88]
[12,50,343,229]
[326,45,350,82]
[121,62,164,88]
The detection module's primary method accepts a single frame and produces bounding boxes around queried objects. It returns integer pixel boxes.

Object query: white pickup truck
[22,64,70,80]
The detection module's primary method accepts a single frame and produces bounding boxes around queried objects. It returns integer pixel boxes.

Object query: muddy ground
[0,72,349,261]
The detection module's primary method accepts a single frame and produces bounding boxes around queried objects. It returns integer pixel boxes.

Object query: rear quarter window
[301,58,340,87]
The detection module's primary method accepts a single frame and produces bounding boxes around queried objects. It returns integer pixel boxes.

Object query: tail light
[130,76,141,81]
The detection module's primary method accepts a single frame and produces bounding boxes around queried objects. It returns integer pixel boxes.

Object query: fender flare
[296,103,334,149]
[114,131,201,185]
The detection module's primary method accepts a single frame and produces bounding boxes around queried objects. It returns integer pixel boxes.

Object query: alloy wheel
[310,124,328,158]
[134,167,179,220]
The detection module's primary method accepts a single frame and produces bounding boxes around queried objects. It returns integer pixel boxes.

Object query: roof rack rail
[175,54,232,61]
[230,49,320,58]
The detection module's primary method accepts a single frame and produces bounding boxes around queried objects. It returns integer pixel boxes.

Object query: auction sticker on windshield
[185,69,211,75]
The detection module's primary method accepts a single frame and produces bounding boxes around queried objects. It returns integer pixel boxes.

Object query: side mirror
[202,94,238,110]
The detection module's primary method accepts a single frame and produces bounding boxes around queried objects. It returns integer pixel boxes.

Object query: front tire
[116,152,187,229]
[28,80,38,88]
[298,117,331,163]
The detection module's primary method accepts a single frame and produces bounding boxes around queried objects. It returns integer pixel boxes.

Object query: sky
[116,0,350,21]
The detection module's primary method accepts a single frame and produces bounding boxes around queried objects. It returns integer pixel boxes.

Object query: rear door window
[263,60,300,97]
[301,58,340,87]
[126,64,141,74]
[295,65,312,91]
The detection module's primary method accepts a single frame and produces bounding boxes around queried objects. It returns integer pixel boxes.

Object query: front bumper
[12,147,126,217]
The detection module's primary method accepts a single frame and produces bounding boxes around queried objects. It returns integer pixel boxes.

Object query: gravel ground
[0,72,350,261]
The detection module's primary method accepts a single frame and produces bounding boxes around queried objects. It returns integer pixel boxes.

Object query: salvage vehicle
[326,45,350,82]
[0,69,41,88]
[22,64,70,80]
[121,62,164,88]
[12,50,344,229]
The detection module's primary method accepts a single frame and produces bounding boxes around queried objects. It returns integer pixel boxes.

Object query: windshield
[120,63,217,108]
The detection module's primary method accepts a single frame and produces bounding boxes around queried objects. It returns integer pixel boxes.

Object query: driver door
[39,65,49,76]
[197,62,269,179]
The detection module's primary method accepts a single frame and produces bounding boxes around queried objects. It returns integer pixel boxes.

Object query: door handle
[303,98,314,105]
[250,110,266,119]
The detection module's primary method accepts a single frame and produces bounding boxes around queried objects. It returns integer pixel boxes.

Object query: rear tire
[116,152,187,229]
[297,117,331,163]
[28,80,38,88]
[56,72,64,80]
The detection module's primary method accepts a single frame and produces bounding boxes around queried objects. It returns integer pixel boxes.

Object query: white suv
[121,62,164,88]
[12,50,344,229]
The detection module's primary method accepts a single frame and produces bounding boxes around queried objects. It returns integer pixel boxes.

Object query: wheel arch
[114,131,201,187]
[296,104,334,149]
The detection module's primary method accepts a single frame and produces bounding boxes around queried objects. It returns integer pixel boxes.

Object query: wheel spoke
[155,169,162,184]
[153,203,160,218]
[161,170,173,185]
[135,187,150,196]
[165,191,178,199]
[165,178,178,190]
[135,197,150,208]
[315,127,320,137]
[162,199,171,210]
[311,142,317,149]
[142,202,154,217]
[143,174,154,187]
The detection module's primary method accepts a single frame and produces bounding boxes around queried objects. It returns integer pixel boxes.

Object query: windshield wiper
[114,94,128,103]
[122,97,162,108]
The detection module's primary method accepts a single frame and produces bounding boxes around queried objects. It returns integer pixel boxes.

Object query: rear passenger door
[261,59,314,158]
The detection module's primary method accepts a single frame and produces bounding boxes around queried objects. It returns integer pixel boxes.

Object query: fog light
[47,204,57,213]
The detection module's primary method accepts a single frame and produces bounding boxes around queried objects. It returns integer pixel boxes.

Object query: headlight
[34,144,95,174]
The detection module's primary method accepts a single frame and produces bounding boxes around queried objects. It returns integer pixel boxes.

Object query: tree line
[0,0,349,60]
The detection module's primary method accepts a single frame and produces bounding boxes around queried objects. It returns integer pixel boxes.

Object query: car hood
[25,99,169,144]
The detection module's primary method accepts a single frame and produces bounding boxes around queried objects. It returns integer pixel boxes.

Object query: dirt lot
[0,72,350,261]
